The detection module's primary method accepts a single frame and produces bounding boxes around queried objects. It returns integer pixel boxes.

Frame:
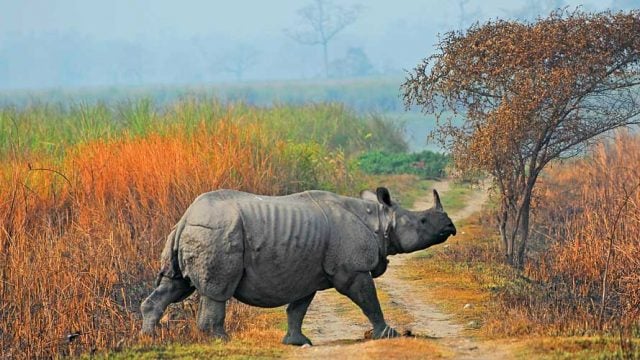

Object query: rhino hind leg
[282,292,316,346]
[333,271,400,340]
[197,295,229,341]
[140,276,195,335]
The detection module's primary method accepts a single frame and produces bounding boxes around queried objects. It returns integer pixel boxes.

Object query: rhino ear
[360,190,378,202]
[376,187,393,207]
[433,189,443,211]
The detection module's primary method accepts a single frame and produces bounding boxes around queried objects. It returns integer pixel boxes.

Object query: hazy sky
[0,0,611,39]
[0,0,633,90]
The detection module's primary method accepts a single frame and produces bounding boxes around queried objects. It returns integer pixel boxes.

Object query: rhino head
[362,187,456,255]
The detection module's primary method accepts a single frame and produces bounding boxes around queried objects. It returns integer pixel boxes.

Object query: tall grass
[474,132,640,341]
[527,131,640,334]
[0,100,400,358]
[0,99,406,158]
[1,123,268,357]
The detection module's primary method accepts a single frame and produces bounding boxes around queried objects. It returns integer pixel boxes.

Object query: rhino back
[239,199,328,256]
[233,197,331,306]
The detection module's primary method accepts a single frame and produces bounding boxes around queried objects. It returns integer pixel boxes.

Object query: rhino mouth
[439,225,457,237]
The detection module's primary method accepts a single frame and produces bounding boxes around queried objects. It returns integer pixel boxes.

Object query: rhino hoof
[282,333,313,346]
[373,326,400,339]
[212,331,230,342]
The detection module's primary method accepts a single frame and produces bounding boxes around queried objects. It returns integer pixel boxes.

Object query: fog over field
[1,0,635,90]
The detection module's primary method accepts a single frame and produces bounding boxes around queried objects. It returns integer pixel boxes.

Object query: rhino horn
[433,189,443,211]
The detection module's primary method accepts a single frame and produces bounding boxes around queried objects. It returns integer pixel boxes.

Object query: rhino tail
[155,217,187,287]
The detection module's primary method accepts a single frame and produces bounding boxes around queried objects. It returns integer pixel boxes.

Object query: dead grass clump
[0,121,305,358]
[534,131,640,332]
[488,131,640,339]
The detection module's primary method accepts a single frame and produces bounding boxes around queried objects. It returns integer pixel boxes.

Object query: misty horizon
[0,0,637,91]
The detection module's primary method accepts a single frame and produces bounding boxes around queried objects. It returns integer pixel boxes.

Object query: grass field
[0,76,451,153]
[0,99,409,358]
[4,80,636,358]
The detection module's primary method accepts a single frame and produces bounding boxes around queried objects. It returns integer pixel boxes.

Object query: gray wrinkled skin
[141,187,456,345]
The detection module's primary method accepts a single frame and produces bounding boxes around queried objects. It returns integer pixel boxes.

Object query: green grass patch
[357,150,450,179]
[440,182,474,214]
[94,339,286,360]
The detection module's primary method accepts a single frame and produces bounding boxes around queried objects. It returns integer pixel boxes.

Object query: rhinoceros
[141,187,456,345]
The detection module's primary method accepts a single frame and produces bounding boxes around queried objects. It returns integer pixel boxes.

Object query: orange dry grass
[525,131,640,333]
[0,121,292,358]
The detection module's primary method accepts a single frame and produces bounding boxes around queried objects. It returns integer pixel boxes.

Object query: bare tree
[285,0,361,78]
[329,47,374,78]
[219,44,259,82]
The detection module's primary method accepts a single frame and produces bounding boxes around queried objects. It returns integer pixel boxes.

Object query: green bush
[357,150,450,179]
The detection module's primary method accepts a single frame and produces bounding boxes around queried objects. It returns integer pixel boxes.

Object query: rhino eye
[420,217,427,224]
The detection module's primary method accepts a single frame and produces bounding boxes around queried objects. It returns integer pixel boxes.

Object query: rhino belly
[234,255,330,307]
[233,201,331,307]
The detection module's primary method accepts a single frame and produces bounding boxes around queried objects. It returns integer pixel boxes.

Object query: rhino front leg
[197,295,229,341]
[283,292,315,346]
[333,271,399,340]
[141,276,195,335]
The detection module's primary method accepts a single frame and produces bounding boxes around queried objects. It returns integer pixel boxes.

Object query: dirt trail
[289,180,510,359]
[411,180,451,211]
[302,291,369,344]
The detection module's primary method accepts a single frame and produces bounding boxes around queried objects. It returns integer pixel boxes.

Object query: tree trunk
[516,185,534,268]
[507,203,518,266]
[498,206,510,261]
[507,230,516,265]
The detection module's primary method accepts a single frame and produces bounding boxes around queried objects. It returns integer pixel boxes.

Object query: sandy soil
[287,180,511,359]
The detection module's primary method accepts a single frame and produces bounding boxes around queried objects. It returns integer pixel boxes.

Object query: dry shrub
[0,121,316,358]
[490,131,640,336]
[542,132,640,329]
